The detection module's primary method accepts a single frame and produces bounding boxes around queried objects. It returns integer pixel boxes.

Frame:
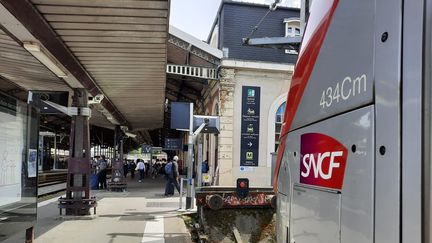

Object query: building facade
[196,1,300,187]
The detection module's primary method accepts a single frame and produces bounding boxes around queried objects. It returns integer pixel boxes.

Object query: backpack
[99,160,107,170]
[164,162,173,175]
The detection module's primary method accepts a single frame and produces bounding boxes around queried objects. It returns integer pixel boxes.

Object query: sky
[169,0,301,41]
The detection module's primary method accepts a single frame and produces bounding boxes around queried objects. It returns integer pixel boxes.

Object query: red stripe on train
[273,0,340,191]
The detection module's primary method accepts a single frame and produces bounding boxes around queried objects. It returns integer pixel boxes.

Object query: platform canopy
[147,25,222,146]
[166,25,222,103]
[0,0,169,131]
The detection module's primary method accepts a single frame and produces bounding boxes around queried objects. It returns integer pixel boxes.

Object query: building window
[275,101,286,151]
[222,47,229,58]
[284,18,301,54]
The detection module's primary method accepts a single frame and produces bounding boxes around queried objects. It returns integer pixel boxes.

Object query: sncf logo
[300,133,348,190]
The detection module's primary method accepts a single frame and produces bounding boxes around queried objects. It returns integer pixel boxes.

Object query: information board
[165,138,182,150]
[240,86,260,167]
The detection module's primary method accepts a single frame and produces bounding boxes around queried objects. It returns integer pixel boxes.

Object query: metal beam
[242,36,301,50]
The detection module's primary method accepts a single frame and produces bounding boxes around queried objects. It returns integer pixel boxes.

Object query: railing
[166,64,218,80]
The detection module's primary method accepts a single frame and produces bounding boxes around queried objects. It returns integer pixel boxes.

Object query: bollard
[179,178,186,209]
[179,178,194,210]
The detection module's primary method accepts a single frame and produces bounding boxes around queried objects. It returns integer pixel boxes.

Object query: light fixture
[23,42,68,78]
[124,132,137,138]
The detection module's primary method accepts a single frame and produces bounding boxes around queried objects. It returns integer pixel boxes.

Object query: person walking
[202,160,209,173]
[136,159,146,182]
[164,156,181,196]
[201,159,210,186]
[97,155,108,189]
[123,161,129,178]
[129,160,136,179]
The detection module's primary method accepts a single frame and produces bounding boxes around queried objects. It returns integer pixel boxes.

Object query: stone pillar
[217,68,236,186]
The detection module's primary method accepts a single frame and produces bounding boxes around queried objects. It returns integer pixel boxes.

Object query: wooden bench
[58,197,97,215]
[107,181,127,192]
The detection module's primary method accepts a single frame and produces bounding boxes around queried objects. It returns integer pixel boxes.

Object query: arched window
[267,93,288,167]
[275,101,286,151]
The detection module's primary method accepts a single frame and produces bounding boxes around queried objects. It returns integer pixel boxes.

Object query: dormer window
[284,18,301,54]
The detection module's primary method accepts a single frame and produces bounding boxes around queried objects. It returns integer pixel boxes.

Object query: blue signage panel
[240,86,260,167]
[170,102,191,130]
[164,138,182,150]
[141,144,152,154]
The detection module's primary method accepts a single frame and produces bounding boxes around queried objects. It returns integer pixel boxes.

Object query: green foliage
[128,147,142,155]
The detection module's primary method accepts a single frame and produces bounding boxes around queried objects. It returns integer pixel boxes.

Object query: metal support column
[25,227,33,243]
[186,103,194,209]
[108,125,126,191]
[53,133,57,170]
[58,88,96,215]
[197,136,203,187]
[113,126,118,159]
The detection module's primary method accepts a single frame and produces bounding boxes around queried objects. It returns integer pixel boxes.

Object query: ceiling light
[124,132,137,138]
[23,42,68,78]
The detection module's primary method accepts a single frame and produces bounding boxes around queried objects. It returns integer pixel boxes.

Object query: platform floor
[4,175,193,243]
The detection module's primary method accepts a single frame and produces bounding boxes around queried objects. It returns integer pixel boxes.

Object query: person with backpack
[164,155,180,196]
[97,155,108,189]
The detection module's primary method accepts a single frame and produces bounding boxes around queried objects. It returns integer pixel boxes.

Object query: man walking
[129,160,136,179]
[136,159,146,182]
[97,155,108,189]
[164,156,181,196]
[123,160,129,178]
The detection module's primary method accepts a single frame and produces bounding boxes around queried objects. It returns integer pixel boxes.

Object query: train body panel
[275,0,410,241]
[278,106,374,243]
[289,0,375,131]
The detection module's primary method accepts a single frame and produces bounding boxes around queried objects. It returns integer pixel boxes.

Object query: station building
[190,1,301,187]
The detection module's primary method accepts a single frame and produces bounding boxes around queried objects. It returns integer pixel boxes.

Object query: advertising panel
[0,93,39,242]
[0,93,23,207]
[240,86,260,167]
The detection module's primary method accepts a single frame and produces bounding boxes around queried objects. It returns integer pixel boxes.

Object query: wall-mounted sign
[141,144,152,154]
[240,86,260,167]
[151,147,163,154]
[164,138,182,150]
